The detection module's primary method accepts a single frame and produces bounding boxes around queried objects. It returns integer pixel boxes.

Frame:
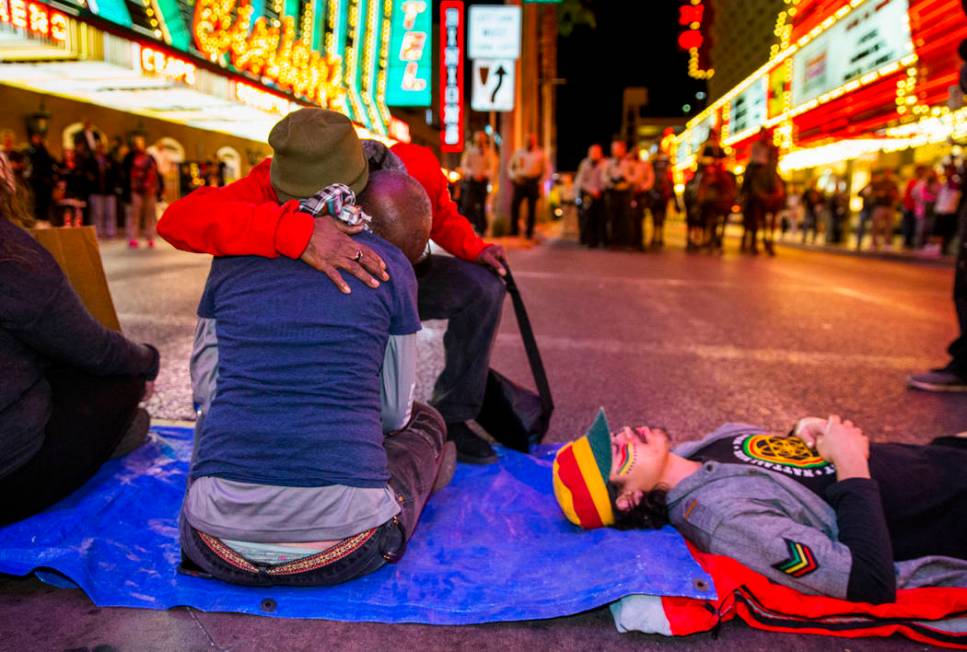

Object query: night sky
[555,1,708,170]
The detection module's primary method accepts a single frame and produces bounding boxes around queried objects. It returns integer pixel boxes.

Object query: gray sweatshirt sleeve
[190,317,219,418]
[699,499,853,599]
[380,333,417,432]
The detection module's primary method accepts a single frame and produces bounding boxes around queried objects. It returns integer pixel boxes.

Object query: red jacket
[634,544,967,648]
[157,143,489,262]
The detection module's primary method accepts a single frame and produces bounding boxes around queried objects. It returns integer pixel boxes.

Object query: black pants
[871,437,967,562]
[511,179,540,238]
[606,189,632,247]
[459,179,489,235]
[630,193,647,250]
[944,205,967,378]
[416,255,506,424]
[581,193,608,248]
[180,403,447,587]
[0,368,144,525]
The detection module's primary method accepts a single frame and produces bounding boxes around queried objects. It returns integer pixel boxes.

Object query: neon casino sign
[0,0,68,44]
[386,0,432,106]
[192,0,346,109]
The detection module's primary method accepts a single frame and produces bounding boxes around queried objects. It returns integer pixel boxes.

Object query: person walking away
[574,144,606,247]
[508,134,548,239]
[123,135,161,248]
[90,141,119,239]
[870,169,900,251]
[0,155,160,524]
[24,132,55,224]
[854,178,875,250]
[933,162,963,256]
[601,139,636,248]
[459,131,497,235]
[800,183,824,244]
[901,167,926,249]
[649,153,676,248]
[912,170,940,250]
[627,148,654,251]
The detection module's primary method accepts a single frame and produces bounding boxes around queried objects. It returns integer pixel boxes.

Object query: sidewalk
[776,238,955,267]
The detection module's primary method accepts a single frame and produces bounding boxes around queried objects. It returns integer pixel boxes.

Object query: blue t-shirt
[191,231,421,488]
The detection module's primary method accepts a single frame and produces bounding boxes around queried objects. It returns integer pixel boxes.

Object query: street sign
[471,59,515,112]
[468,5,521,60]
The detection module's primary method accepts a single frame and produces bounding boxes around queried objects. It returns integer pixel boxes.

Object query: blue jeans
[180,402,446,587]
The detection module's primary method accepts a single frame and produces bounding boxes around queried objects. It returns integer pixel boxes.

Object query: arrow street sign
[471,58,515,112]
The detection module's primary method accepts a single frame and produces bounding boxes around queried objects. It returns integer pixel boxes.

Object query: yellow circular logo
[741,435,828,469]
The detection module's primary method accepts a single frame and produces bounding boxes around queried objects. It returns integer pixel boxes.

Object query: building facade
[706,0,787,101]
[672,0,967,203]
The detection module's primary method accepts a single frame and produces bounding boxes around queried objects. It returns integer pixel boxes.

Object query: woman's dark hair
[609,483,671,530]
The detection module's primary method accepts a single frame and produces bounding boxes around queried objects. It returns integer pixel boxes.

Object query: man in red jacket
[159,130,507,464]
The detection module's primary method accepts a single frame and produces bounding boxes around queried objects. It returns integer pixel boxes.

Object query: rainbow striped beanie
[552,409,615,529]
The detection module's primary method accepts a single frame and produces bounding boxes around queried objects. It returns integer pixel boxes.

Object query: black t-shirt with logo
[693,432,837,495]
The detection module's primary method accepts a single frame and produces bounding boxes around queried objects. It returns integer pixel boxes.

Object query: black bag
[476,263,554,452]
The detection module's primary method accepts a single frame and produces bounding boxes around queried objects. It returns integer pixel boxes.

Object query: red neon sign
[0,0,68,43]
[440,0,464,153]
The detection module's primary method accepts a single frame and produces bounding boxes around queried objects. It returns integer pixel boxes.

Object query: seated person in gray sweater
[552,412,967,604]
[180,170,454,586]
[0,156,159,525]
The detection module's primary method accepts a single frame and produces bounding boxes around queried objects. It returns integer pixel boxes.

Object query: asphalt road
[1,229,964,651]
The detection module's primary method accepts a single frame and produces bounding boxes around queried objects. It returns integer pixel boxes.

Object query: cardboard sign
[30,226,121,332]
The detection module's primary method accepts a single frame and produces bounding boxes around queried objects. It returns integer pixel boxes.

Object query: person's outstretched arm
[157,159,388,293]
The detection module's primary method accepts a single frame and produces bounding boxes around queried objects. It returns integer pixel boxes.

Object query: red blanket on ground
[614,544,967,648]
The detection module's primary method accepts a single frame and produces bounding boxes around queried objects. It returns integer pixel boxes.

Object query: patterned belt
[197,527,377,577]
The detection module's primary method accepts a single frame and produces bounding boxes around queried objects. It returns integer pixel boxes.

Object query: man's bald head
[357,170,431,263]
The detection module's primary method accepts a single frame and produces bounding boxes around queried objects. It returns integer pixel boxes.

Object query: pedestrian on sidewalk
[122,134,162,248]
[901,166,926,249]
[870,169,900,251]
[912,169,940,250]
[0,155,159,524]
[628,147,654,251]
[508,134,548,239]
[24,132,55,224]
[459,131,498,235]
[932,161,963,256]
[601,139,635,249]
[89,140,119,239]
[648,153,676,248]
[574,144,606,247]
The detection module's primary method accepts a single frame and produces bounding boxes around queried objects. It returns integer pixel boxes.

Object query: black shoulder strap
[501,262,554,414]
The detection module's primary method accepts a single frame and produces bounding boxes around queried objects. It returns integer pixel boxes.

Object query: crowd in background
[574,138,678,251]
[786,160,964,256]
[2,122,163,247]
[572,123,965,258]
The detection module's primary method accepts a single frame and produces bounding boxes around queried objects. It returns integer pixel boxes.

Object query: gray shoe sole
[433,441,457,492]
[907,378,967,392]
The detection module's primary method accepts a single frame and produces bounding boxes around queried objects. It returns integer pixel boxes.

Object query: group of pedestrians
[785,159,964,255]
[574,138,676,250]
[1,122,164,248]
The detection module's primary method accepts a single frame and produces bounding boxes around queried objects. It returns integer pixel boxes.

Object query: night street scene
[2,0,967,650]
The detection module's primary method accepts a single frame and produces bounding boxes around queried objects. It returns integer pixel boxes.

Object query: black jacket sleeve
[1,226,159,380]
[825,478,896,604]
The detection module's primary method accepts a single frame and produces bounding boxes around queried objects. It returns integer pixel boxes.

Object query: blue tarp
[0,426,715,624]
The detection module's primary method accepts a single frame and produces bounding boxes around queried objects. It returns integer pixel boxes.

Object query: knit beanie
[269,108,369,203]
[552,409,615,529]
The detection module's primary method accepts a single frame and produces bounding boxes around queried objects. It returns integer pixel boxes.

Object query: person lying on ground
[179,168,455,587]
[552,413,967,604]
[159,109,508,464]
[0,155,159,525]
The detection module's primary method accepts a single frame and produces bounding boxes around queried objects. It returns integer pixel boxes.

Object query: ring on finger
[353,249,363,262]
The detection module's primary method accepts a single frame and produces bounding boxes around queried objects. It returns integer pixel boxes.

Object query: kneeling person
[181,171,450,586]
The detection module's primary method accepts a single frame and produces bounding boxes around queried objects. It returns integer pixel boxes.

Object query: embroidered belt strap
[197,528,377,576]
